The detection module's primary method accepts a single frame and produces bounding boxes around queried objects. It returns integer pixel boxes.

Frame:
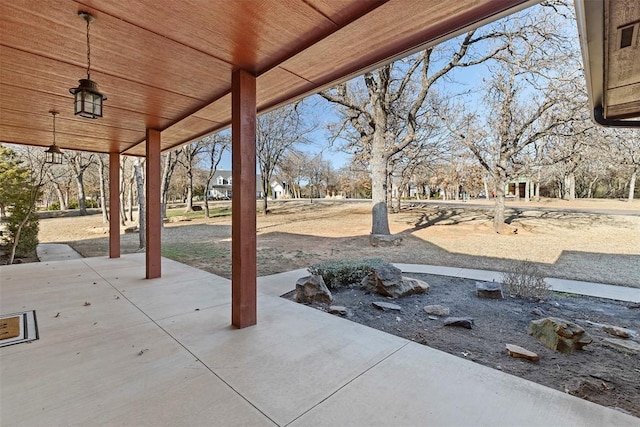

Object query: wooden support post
[146,129,162,279]
[109,152,120,258]
[231,69,257,328]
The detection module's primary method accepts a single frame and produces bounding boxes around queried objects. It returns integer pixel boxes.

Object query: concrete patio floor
[1,254,638,426]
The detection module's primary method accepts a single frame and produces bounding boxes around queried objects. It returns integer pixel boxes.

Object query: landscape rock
[362,264,429,298]
[369,234,403,247]
[476,281,503,299]
[528,317,592,353]
[295,275,332,304]
[531,307,546,317]
[581,320,637,339]
[505,343,539,362]
[372,301,402,311]
[444,317,474,329]
[424,305,450,316]
[603,338,640,354]
[328,305,347,316]
[602,325,634,339]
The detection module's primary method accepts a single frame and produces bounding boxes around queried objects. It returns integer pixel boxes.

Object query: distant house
[208,170,233,199]
[505,177,534,199]
[206,170,270,199]
[271,181,286,199]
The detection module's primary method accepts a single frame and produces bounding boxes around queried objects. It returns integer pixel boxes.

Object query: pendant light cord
[86,17,91,80]
[52,112,57,145]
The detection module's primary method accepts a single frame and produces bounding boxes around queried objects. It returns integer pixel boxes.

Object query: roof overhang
[575,0,640,127]
[1,0,541,156]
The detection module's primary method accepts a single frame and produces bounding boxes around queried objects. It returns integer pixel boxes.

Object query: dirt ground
[26,198,640,416]
[284,273,640,417]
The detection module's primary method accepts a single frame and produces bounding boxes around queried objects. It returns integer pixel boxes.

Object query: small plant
[308,258,385,289]
[500,259,551,301]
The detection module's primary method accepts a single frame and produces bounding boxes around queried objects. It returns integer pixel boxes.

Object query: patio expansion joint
[82,260,280,426]
[284,340,411,426]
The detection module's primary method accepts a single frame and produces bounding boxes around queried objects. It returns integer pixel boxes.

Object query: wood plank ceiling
[1,0,538,157]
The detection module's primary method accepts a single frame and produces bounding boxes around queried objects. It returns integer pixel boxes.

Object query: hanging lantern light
[69,11,106,119]
[45,111,63,164]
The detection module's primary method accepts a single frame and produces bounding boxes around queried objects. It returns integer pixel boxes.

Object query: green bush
[500,259,551,301]
[308,258,385,289]
[6,211,39,257]
[48,201,60,211]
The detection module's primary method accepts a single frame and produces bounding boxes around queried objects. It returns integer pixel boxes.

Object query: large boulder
[295,275,332,304]
[528,317,592,353]
[361,264,429,298]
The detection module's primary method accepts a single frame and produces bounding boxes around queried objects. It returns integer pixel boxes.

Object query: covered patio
[1,0,545,327]
[2,0,640,425]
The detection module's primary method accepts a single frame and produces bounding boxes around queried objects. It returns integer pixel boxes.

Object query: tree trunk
[184,167,194,212]
[161,152,177,221]
[371,138,391,235]
[483,177,490,200]
[119,159,127,225]
[97,156,109,223]
[494,175,506,232]
[75,172,87,215]
[370,103,391,236]
[629,171,637,202]
[262,176,269,214]
[524,179,530,203]
[133,159,145,249]
[563,173,575,200]
[46,171,67,210]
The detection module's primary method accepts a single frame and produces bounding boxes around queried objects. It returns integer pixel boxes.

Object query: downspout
[594,106,640,128]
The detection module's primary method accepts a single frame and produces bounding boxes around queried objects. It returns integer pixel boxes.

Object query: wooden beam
[109,152,120,258]
[231,69,257,328]
[146,128,162,279]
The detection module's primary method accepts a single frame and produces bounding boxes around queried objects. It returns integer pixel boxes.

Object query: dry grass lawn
[38,198,640,287]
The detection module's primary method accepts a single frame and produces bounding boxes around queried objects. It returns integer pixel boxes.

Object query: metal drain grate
[0,311,38,348]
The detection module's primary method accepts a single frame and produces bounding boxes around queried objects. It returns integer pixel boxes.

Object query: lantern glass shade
[69,79,106,119]
[44,144,63,164]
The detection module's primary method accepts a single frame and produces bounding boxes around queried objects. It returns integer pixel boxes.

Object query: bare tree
[320,17,526,238]
[200,133,229,217]
[276,150,309,199]
[160,149,181,219]
[178,141,206,212]
[133,158,145,249]
[64,151,95,215]
[611,130,640,201]
[454,9,587,232]
[96,154,109,223]
[44,165,69,210]
[256,102,314,213]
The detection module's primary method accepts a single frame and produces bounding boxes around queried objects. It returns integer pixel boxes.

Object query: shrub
[48,201,60,211]
[500,259,551,301]
[6,211,39,257]
[308,258,385,289]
